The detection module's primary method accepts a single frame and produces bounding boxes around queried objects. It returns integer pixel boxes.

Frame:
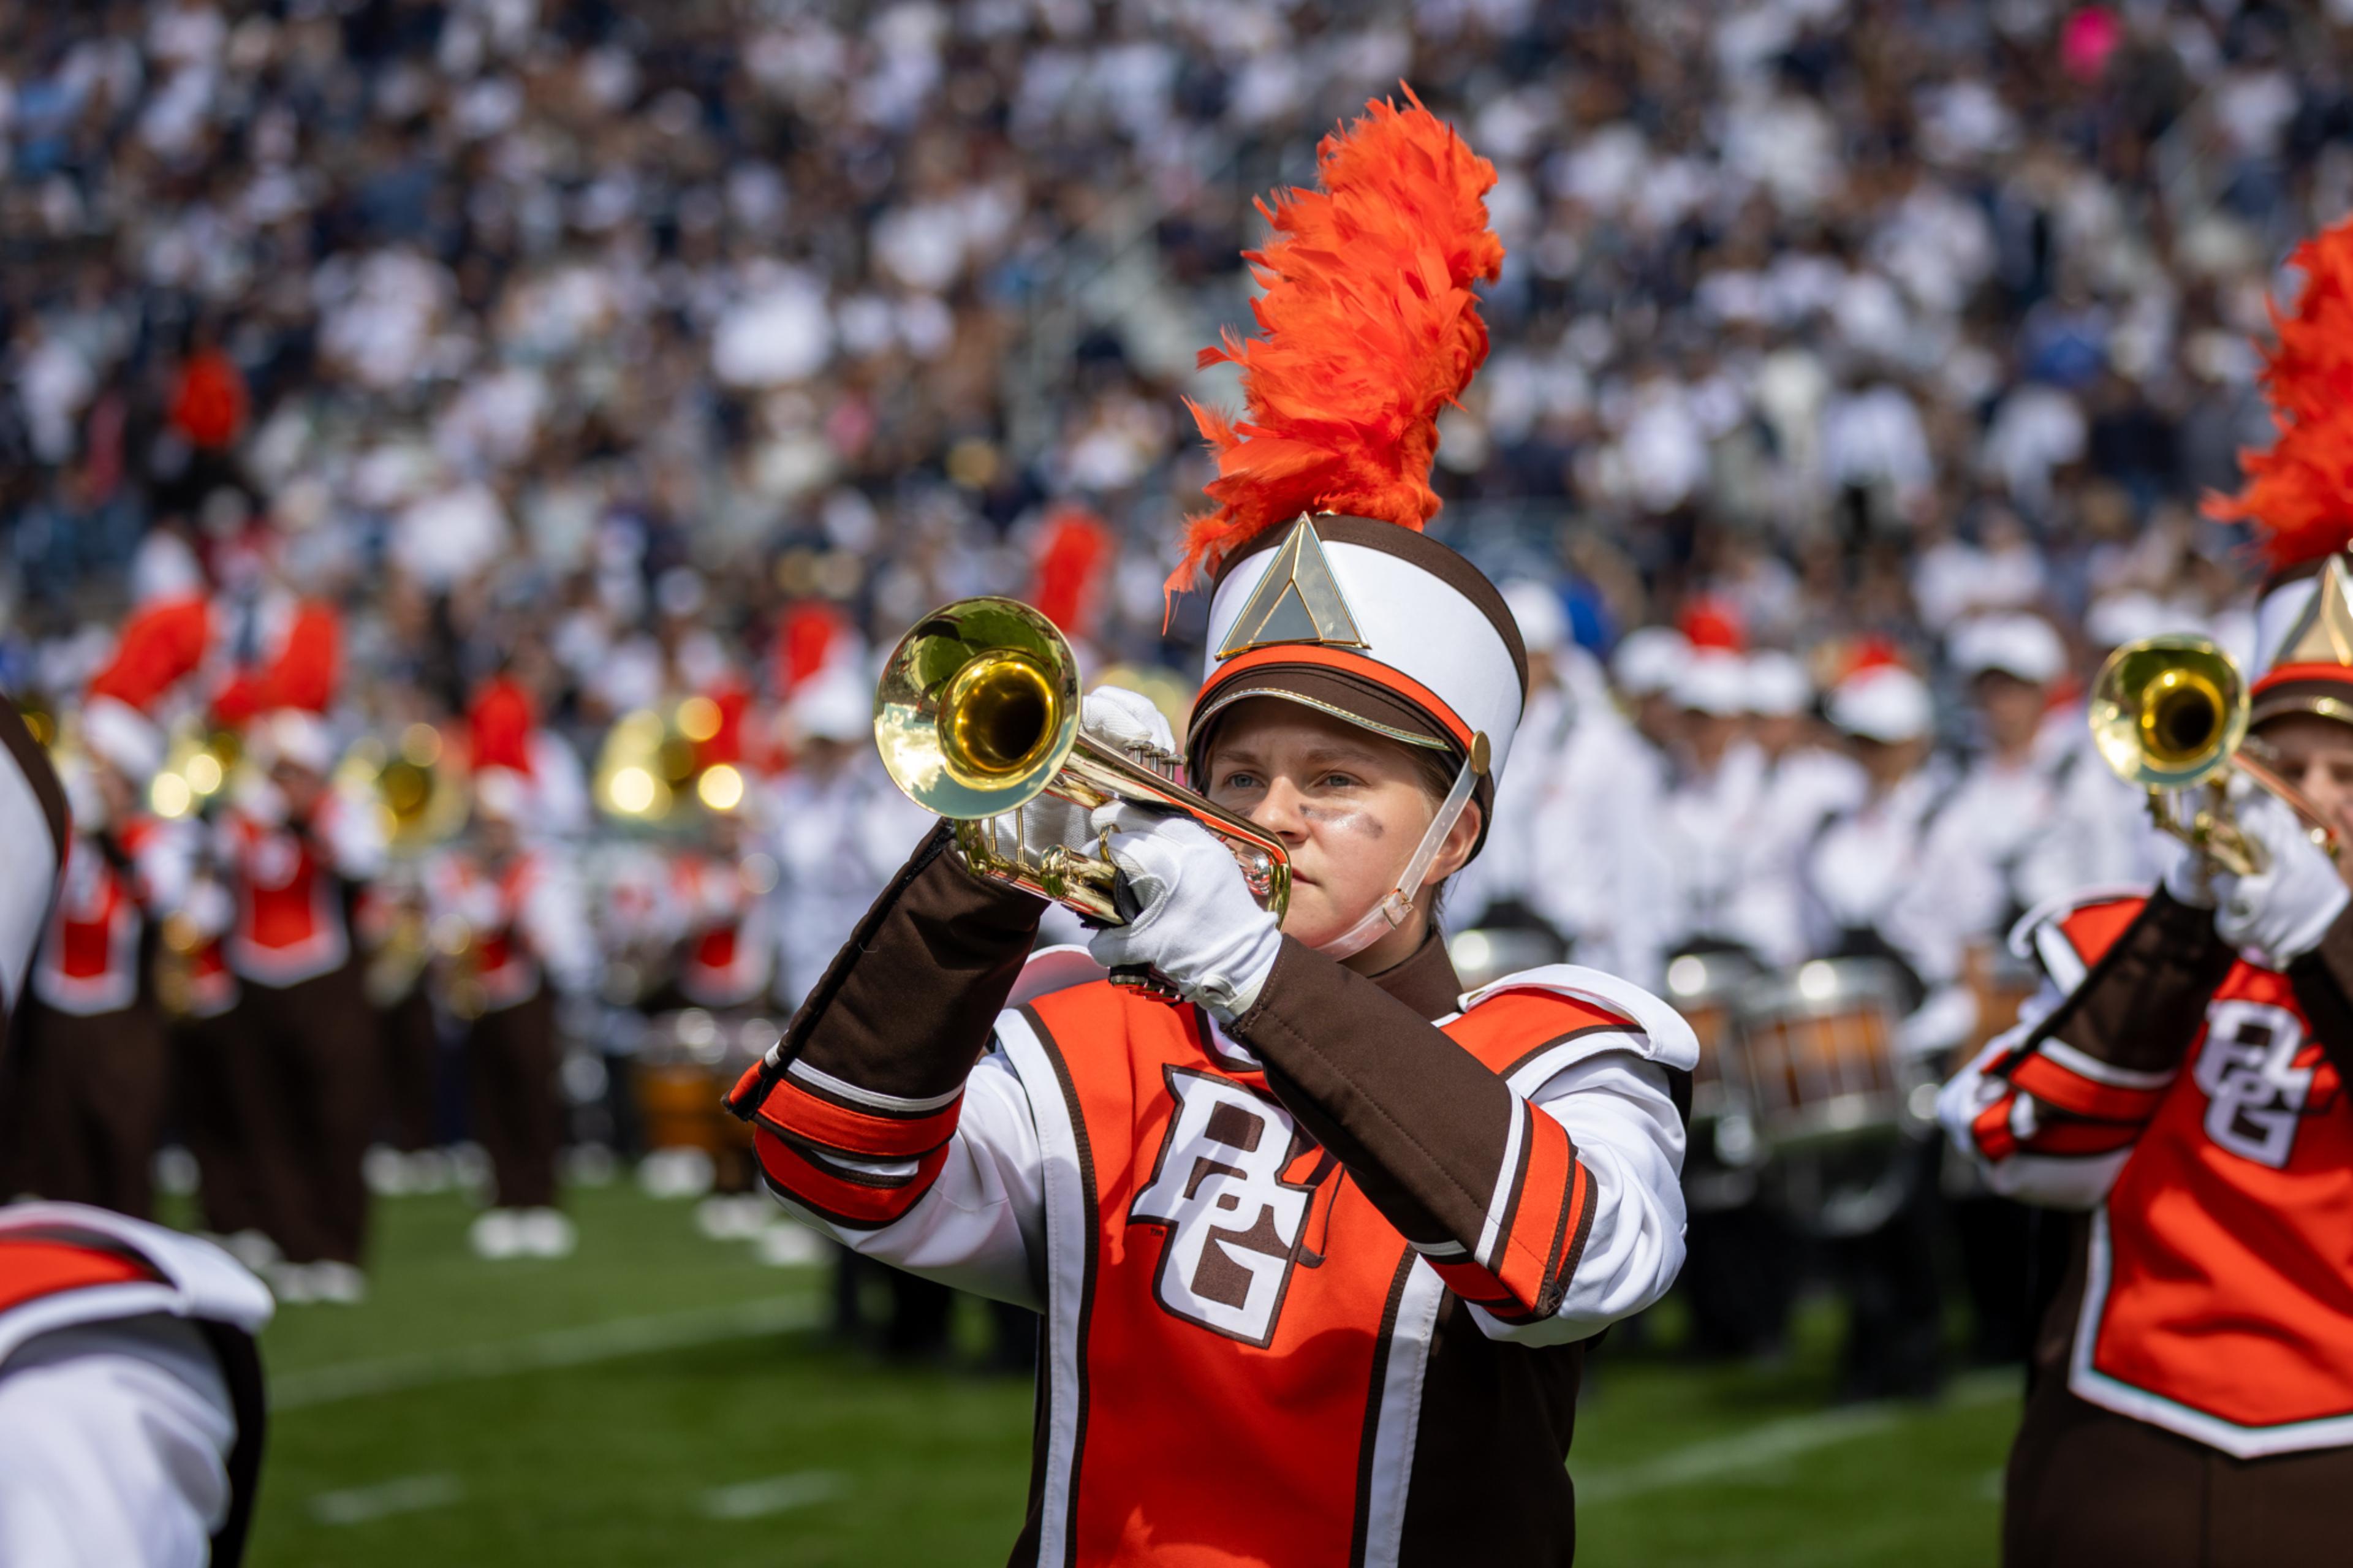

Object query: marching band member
[1925,611,2099,1361]
[14,699,186,1218]
[768,666,930,1011]
[1659,648,1787,963]
[671,797,778,1015]
[1798,664,1974,1399]
[0,700,276,1568]
[726,97,1691,1561]
[1942,221,2353,1564]
[216,708,386,1303]
[426,767,596,1260]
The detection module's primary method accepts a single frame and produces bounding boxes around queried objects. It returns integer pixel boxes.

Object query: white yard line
[699,1470,849,1520]
[272,1293,824,1411]
[1578,1368,2017,1506]
[309,1473,464,1526]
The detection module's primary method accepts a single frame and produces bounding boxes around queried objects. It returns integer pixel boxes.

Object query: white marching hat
[1950,613,2066,686]
[1827,665,1934,744]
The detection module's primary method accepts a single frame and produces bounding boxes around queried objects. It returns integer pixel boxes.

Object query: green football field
[227,1180,2019,1566]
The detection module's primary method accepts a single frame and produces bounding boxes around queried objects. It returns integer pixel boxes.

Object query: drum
[1730,958,1934,1238]
[632,1010,783,1194]
[1662,950,1765,1182]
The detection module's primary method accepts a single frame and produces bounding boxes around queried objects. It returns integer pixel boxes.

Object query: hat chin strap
[1315,733,1488,963]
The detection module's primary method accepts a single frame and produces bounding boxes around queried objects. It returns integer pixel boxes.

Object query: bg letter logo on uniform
[1130,1069,1310,1346]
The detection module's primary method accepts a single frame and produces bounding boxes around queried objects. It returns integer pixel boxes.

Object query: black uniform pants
[2006,1376,2353,1566]
[176,1004,270,1237]
[465,988,561,1210]
[235,964,374,1264]
[15,998,170,1219]
[378,983,441,1153]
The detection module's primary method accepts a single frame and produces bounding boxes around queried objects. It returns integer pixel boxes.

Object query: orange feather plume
[2205,215,2353,570]
[1169,87,1504,596]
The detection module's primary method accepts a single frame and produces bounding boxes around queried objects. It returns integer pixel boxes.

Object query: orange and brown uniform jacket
[1942,888,2353,1458]
[726,825,1694,1567]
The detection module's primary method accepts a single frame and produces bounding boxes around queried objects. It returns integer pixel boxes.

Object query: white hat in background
[1827,665,1934,744]
[1612,626,1691,699]
[1499,580,1569,657]
[2083,591,2173,651]
[80,696,164,781]
[1744,649,1811,718]
[473,765,530,826]
[788,667,870,744]
[1950,613,2066,685]
[1673,650,1751,718]
[257,709,336,776]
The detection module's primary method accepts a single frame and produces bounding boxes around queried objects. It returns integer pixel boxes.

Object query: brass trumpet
[2089,633,2339,876]
[874,597,1290,926]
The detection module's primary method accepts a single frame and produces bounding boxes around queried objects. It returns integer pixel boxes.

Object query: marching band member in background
[217,708,387,1303]
[671,797,778,1016]
[13,698,185,1218]
[1925,611,2097,1363]
[0,695,276,1568]
[1610,624,1691,755]
[726,98,1691,1561]
[1660,648,1783,963]
[1798,662,1973,1399]
[427,767,596,1261]
[1942,221,2353,1565]
[769,666,930,1012]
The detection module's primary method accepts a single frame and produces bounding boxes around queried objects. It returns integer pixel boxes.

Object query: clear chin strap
[1316,732,1491,962]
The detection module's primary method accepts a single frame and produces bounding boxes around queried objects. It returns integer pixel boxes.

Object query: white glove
[1080,686,1177,757]
[2160,838,2218,910]
[1085,802,1281,1020]
[2210,792,2349,966]
[1016,687,1180,857]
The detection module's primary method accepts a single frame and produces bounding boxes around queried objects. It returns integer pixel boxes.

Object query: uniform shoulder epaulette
[2006,887,2152,993]
[1453,964,1700,1078]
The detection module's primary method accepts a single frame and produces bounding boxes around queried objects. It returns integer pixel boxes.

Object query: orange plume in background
[1031,505,1115,638]
[2205,215,2353,570]
[1170,88,1504,596]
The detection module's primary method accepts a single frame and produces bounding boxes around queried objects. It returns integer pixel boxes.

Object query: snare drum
[1662,951,1767,1179]
[1728,958,1912,1152]
[633,1010,783,1192]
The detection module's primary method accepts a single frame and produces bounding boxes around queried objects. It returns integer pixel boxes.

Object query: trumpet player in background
[1939,219,2353,1566]
[425,767,596,1261]
[724,98,1691,1564]
[216,707,387,1303]
[9,695,186,1219]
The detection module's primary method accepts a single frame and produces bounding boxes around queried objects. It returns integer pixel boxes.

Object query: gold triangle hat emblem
[1214,515,1370,661]
[2271,553,2353,673]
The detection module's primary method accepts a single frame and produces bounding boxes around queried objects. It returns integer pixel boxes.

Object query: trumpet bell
[875,598,1081,820]
[2089,633,2251,790]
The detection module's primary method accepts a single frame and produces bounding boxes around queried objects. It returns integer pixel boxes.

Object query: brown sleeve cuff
[753,822,1044,1106]
[2286,903,2353,1088]
[2016,887,2237,1077]
[1227,936,1520,1251]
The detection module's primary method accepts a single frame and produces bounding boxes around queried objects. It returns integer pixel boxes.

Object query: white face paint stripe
[1358,1259,1447,1568]
[1474,1097,1529,1274]
[993,1009,1091,1566]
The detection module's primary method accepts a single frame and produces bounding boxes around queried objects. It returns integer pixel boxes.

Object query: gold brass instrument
[338,724,469,853]
[2090,633,2340,876]
[594,699,748,824]
[874,597,1290,927]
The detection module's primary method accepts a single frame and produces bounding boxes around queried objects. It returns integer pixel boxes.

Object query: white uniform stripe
[2034,1038,2176,1091]
[1474,1098,1528,1274]
[994,1011,1090,1567]
[1359,1260,1447,1568]
[784,1056,966,1114]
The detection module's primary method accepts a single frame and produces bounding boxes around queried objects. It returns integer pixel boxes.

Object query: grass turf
[237,1182,2015,1566]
